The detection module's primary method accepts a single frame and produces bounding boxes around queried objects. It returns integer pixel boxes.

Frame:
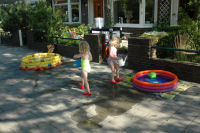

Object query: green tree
[0,0,30,33]
[180,0,199,20]
[28,0,63,41]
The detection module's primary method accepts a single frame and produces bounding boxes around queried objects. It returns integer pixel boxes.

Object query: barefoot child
[73,41,92,95]
[107,37,124,84]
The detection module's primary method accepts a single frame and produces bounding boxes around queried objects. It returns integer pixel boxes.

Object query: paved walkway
[0,45,200,133]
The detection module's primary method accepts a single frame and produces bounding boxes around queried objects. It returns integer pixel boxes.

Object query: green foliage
[139,31,168,43]
[155,32,176,58]
[172,51,200,63]
[180,0,199,20]
[178,7,200,50]
[49,24,89,46]
[154,24,182,32]
[0,0,63,42]
[57,39,80,46]
[28,0,63,41]
[0,21,2,31]
[191,55,200,63]
[174,51,188,61]
[118,46,128,54]
[0,0,30,33]
[59,24,89,38]
[153,6,200,61]
[104,17,115,28]
[76,24,90,35]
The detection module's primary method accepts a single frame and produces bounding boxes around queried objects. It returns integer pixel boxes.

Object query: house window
[53,0,81,24]
[71,4,79,22]
[113,0,139,24]
[55,5,69,22]
[112,0,156,28]
[145,0,154,24]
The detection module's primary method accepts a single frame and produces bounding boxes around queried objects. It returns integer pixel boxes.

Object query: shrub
[59,24,89,38]
[50,24,89,46]
[28,0,63,41]
[0,1,30,33]
[178,8,200,50]
[0,0,63,42]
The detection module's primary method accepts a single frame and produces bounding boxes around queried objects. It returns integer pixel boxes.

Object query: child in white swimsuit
[107,37,124,84]
[73,41,92,95]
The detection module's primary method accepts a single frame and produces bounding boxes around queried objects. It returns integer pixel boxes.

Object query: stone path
[0,45,200,133]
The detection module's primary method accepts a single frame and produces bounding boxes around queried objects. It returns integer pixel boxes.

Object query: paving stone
[94,128,123,133]
[15,123,38,133]
[124,119,160,133]
[0,121,19,133]
[173,86,200,107]
[33,122,60,133]
[183,116,200,133]
[158,114,193,133]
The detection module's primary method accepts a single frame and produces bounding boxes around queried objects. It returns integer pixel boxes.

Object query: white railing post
[19,29,23,47]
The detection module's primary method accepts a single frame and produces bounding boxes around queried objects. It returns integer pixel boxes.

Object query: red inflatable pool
[133,70,178,93]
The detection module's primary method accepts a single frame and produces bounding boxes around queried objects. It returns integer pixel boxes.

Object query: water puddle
[71,83,148,129]
[72,108,102,129]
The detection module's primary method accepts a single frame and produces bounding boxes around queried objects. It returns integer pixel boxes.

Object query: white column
[140,0,145,25]
[111,0,114,24]
[154,0,158,24]
[19,29,23,47]
[79,0,81,22]
[88,0,94,24]
[68,0,72,23]
[170,0,179,25]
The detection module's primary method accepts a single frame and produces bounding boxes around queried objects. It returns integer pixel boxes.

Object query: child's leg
[81,71,84,86]
[109,61,116,81]
[78,72,85,89]
[114,62,120,78]
[82,69,91,93]
[114,63,124,81]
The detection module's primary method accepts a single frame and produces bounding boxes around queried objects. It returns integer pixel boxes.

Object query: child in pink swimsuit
[107,37,124,84]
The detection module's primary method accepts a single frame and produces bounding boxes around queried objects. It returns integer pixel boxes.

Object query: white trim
[79,0,81,23]
[88,0,94,24]
[154,0,158,24]
[26,0,38,2]
[114,23,153,28]
[140,0,145,25]
[68,0,71,23]
[170,0,179,25]
[19,30,23,47]
[111,0,114,24]
[54,3,68,6]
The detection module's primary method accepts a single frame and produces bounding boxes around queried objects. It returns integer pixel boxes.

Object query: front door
[94,0,103,18]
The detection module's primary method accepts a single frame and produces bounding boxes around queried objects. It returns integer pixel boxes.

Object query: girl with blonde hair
[107,37,124,84]
[73,41,92,95]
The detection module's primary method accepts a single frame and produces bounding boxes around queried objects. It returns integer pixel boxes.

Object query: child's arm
[89,51,92,61]
[73,54,82,59]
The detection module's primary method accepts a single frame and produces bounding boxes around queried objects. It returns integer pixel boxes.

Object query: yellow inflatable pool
[19,53,62,70]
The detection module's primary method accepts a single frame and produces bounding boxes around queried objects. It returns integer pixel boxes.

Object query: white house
[1,0,180,34]
[52,0,179,32]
